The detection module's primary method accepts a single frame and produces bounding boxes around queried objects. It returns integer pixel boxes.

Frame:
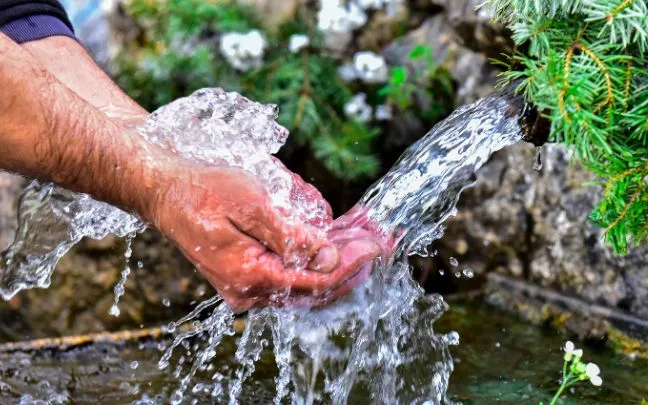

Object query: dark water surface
[1,301,646,404]
[438,303,648,404]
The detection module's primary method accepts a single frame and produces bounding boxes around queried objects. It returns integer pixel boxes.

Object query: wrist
[99,133,192,226]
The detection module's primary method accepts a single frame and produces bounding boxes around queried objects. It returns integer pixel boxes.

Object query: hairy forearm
[22,36,148,123]
[0,33,172,221]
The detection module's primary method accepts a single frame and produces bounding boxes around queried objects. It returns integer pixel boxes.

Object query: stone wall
[0,230,209,340]
[432,144,648,318]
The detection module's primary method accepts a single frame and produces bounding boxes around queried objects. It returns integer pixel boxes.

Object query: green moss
[606,325,648,359]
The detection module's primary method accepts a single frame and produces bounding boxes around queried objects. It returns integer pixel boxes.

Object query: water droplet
[439,269,445,276]
[130,361,139,370]
[170,390,183,405]
[462,268,474,278]
[454,271,461,278]
[444,331,460,345]
[108,304,120,317]
[162,297,171,307]
[449,257,459,267]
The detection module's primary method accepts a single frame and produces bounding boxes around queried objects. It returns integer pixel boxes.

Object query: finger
[277,238,380,296]
[329,205,369,230]
[224,238,379,310]
[287,259,375,308]
[230,194,340,273]
[214,166,337,272]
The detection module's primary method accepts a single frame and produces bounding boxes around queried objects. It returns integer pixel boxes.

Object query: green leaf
[391,67,408,85]
[408,44,433,60]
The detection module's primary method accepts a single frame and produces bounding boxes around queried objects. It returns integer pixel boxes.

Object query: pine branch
[489,0,648,253]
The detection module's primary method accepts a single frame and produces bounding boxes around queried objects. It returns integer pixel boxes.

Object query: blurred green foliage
[114,0,454,181]
[488,0,648,253]
[379,44,454,122]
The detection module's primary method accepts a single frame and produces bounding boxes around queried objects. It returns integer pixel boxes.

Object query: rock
[0,230,211,340]
[238,0,301,31]
[357,7,413,51]
[378,0,648,333]
[431,143,648,322]
[382,0,508,106]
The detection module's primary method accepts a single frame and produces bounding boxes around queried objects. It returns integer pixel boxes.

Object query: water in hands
[0,87,524,404]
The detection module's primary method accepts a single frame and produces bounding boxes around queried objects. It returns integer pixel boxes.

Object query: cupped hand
[151,163,382,311]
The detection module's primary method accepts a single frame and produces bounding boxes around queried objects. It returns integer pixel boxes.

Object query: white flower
[585,362,600,377]
[247,30,266,57]
[356,0,404,13]
[564,341,574,351]
[289,34,310,53]
[344,2,367,27]
[375,104,392,121]
[590,375,603,386]
[356,0,385,9]
[337,64,357,81]
[563,341,583,360]
[585,363,602,386]
[344,93,373,123]
[353,51,389,83]
[219,30,267,71]
[317,0,367,33]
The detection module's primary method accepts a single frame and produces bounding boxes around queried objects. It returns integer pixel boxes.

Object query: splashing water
[153,90,524,404]
[0,87,526,403]
[109,233,136,317]
[0,88,327,300]
[0,184,144,298]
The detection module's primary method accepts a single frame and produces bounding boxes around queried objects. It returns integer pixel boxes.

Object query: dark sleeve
[0,0,75,43]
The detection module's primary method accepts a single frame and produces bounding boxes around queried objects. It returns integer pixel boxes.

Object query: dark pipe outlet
[500,82,551,146]
[519,103,551,146]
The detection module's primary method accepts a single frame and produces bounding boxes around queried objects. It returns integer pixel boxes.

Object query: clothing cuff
[0,14,75,43]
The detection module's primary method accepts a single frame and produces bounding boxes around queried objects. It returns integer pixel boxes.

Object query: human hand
[150,163,382,311]
[329,205,396,264]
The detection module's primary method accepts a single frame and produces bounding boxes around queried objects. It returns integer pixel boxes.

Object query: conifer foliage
[487,0,648,253]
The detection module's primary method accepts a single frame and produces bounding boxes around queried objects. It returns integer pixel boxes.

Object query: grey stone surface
[435,143,648,319]
[383,0,510,105]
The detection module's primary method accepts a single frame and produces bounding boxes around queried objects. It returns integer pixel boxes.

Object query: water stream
[0,87,526,404]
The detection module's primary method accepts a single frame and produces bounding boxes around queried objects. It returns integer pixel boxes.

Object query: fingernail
[309,245,339,273]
